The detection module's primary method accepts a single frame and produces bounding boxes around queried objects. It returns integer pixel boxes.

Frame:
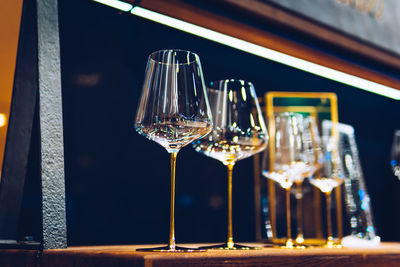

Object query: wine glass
[193,79,268,250]
[262,112,316,248]
[391,130,400,179]
[309,135,344,248]
[134,49,213,252]
[294,115,322,245]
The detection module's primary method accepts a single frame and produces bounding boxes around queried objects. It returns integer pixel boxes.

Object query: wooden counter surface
[2,242,400,266]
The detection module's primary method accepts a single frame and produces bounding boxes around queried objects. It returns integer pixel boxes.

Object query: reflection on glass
[262,113,316,248]
[322,120,379,246]
[134,49,213,252]
[391,130,400,179]
[193,79,268,250]
[309,135,344,248]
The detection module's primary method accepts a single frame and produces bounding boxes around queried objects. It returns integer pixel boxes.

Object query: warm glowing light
[0,113,6,127]
[93,0,132,12]
[92,0,400,100]
[130,6,400,100]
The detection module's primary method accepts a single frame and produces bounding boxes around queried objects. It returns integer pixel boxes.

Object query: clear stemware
[294,116,323,245]
[134,49,213,252]
[309,135,344,248]
[193,79,268,250]
[262,112,316,248]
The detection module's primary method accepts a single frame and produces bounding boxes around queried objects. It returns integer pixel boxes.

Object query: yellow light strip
[94,1,400,100]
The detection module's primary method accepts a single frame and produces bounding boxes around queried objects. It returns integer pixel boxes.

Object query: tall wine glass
[294,116,322,245]
[309,136,344,248]
[193,79,268,250]
[135,50,213,252]
[262,112,315,248]
[391,130,400,179]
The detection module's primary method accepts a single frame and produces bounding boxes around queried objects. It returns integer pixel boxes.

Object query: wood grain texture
[137,0,400,91]
[0,243,395,267]
[0,249,39,267]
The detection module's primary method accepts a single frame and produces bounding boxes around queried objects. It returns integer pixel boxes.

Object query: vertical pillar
[0,0,67,249]
[37,0,67,249]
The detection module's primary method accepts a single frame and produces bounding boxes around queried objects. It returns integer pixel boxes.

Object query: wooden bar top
[2,242,400,266]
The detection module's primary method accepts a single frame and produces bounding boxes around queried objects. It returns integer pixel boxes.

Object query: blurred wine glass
[262,112,316,248]
[135,49,213,252]
[309,135,344,248]
[391,130,400,179]
[294,116,322,245]
[193,79,268,250]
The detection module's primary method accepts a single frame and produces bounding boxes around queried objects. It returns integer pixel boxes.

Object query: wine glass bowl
[135,50,213,153]
[134,49,212,252]
[193,79,268,249]
[136,115,212,153]
[194,80,267,165]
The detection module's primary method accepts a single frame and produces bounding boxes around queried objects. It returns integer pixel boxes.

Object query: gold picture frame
[255,91,340,245]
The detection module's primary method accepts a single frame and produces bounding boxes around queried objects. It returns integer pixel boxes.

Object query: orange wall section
[0,0,23,175]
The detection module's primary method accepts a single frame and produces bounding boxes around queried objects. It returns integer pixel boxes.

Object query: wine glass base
[323,243,342,249]
[280,245,306,249]
[279,239,306,249]
[136,245,206,252]
[199,243,261,250]
[293,236,309,248]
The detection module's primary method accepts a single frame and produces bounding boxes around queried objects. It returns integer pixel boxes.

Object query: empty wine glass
[262,112,316,248]
[193,79,268,250]
[391,130,400,179]
[135,49,213,252]
[294,115,322,245]
[309,135,344,248]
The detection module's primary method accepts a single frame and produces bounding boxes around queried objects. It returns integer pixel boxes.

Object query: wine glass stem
[325,191,333,245]
[295,181,304,242]
[227,163,235,248]
[168,152,178,250]
[285,187,292,245]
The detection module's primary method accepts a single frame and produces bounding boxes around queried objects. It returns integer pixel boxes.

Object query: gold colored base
[269,238,334,246]
[136,245,206,252]
[279,239,306,249]
[324,240,342,249]
[199,243,261,250]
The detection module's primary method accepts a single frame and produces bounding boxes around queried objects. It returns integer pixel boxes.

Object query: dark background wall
[57,0,400,246]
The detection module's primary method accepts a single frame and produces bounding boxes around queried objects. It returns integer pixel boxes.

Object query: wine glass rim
[210,79,254,87]
[208,80,256,94]
[149,49,199,65]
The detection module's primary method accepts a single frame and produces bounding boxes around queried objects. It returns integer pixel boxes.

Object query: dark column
[0,0,67,249]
